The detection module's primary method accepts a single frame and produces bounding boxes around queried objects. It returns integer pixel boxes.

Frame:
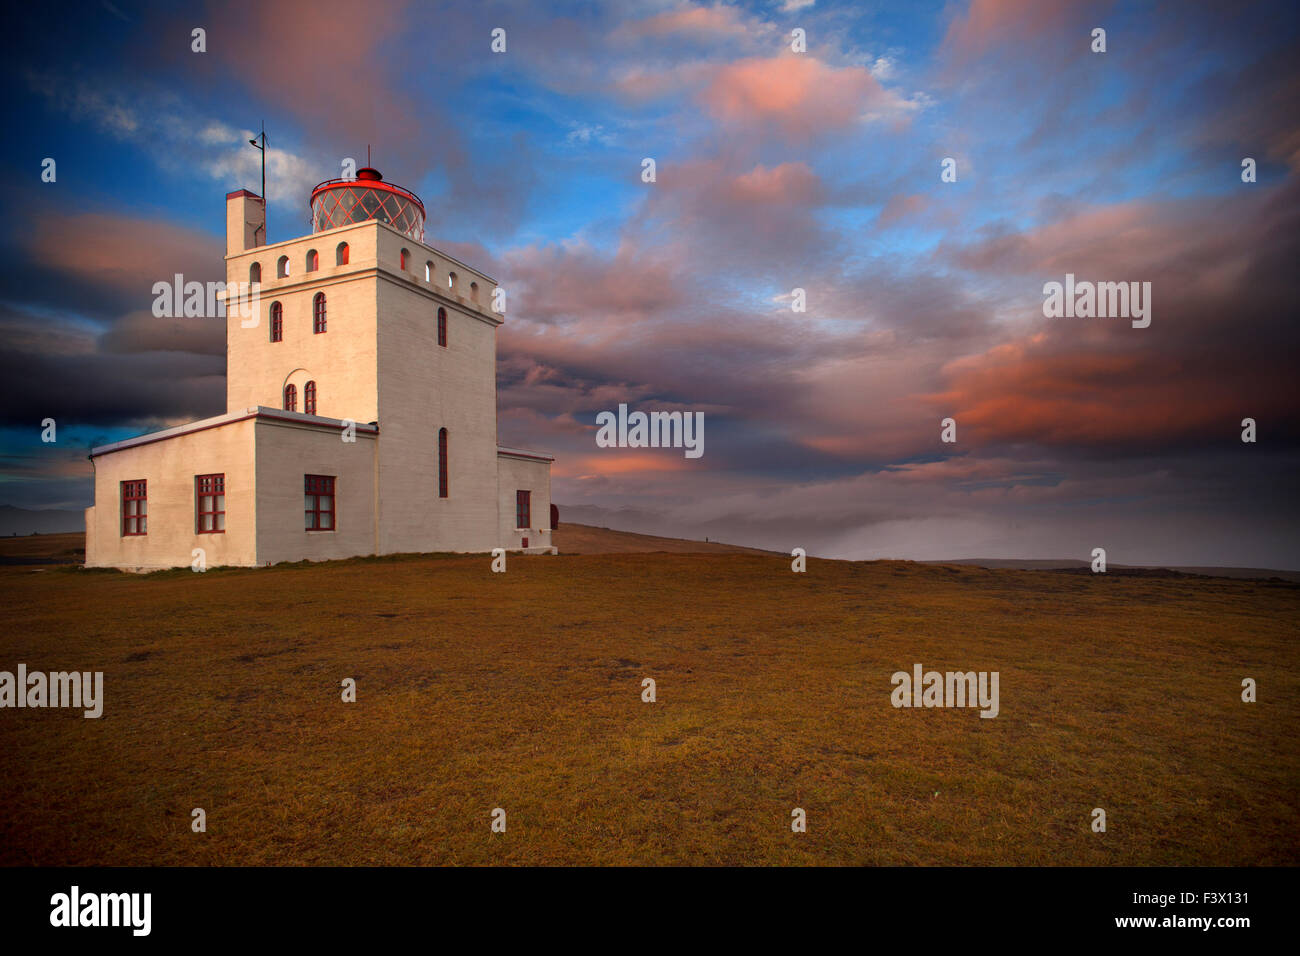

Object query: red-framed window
[437,307,447,347]
[516,490,531,529]
[336,242,349,266]
[305,475,335,530]
[304,380,317,415]
[121,480,147,536]
[313,292,327,333]
[400,248,409,271]
[270,301,282,342]
[284,383,297,411]
[196,474,225,533]
[438,428,448,498]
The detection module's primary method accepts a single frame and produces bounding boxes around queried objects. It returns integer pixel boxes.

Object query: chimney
[226,189,265,255]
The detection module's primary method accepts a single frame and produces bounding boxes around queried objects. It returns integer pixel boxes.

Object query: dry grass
[554,523,772,555]
[1,542,1296,866]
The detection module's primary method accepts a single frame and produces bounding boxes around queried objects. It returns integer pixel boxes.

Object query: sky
[0,0,1297,566]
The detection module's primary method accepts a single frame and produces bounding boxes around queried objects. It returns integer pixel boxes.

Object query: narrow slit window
[438,428,448,498]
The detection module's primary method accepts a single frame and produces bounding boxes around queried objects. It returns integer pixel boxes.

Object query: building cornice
[89,408,378,458]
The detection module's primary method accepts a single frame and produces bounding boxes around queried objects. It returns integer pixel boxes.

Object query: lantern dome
[309,167,425,242]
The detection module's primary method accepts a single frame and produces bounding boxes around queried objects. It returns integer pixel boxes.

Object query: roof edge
[90,407,378,458]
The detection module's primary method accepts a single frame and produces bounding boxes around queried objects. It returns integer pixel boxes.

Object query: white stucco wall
[252,416,378,566]
[497,451,553,552]
[85,415,259,571]
[374,224,503,555]
[226,221,381,423]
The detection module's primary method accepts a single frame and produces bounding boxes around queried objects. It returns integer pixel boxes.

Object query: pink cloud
[700,55,913,138]
[28,210,221,296]
[618,4,756,41]
[942,0,1109,60]
[879,193,927,225]
[727,161,822,204]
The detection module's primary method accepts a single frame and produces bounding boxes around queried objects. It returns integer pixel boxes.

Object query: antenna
[367,144,371,167]
[248,121,267,244]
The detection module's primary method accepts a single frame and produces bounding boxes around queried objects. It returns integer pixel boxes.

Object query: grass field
[1,531,1297,865]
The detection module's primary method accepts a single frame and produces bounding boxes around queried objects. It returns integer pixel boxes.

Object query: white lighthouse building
[84,168,554,570]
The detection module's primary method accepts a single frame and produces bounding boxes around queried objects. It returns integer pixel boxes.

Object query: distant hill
[923,557,1300,583]
[554,523,772,555]
[2,518,1294,581]
[0,506,83,537]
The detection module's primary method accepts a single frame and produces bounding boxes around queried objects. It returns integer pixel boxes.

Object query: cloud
[941,0,1108,62]
[700,54,920,137]
[27,73,319,207]
[616,4,758,42]
[0,303,225,429]
[25,210,222,302]
[933,180,1300,451]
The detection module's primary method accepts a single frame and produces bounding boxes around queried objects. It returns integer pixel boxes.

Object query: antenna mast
[248,121,267,244]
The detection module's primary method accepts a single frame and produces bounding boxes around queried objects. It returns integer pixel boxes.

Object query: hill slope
[1,549,1296,865]
[553,522,771,555]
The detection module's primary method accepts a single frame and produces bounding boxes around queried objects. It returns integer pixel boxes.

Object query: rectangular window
[196,474,225,533]
[121,479,147,536]
[305,475,335,530]
[516,490,531,530]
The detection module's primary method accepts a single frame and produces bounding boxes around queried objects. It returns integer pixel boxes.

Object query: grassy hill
[0,524,765,562]
[0,537,1296,865]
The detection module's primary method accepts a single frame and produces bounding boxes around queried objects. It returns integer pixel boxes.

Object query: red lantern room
[309,166,426,242]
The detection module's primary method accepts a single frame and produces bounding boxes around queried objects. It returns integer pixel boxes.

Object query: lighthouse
[84,168,555,570]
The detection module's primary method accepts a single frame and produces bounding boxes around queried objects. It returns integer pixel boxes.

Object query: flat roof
[497,445,555,462]
[90,407,378,458]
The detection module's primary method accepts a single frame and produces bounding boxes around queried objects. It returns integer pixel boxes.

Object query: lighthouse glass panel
[311,184,424,242]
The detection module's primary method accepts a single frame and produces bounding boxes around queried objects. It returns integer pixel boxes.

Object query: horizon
[5,505,1300,575]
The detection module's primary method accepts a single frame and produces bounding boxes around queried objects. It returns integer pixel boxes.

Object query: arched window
[277,255,289,278]
[306,249,319,273]
[470,281,479,302]
[304,380,316,415]
[249,261,261,285]
[447,271,457,292]
[438,428,448,498]
[400,248,409,271]
[336,242,349,266]
[313,292,327,333]
[425,260,433,282]
[284,383,297,412]
[437,307,447,347]
[270,301,283,342]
